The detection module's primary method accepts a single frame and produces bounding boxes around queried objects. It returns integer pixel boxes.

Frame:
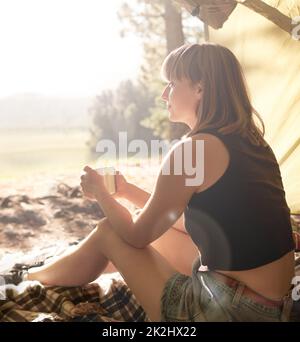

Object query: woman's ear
[197,82,203,93]
[195,82,203,99]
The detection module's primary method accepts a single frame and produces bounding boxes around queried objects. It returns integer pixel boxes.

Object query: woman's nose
[161,86,169,101]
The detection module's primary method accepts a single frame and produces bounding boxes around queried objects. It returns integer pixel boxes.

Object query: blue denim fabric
[161,257,297,322]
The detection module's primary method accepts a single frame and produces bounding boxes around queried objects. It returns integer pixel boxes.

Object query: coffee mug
[96,167,116,195]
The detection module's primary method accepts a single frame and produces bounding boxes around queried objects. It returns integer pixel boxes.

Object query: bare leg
[103,219,197,275]
[28,218,178,321]
[27,219,110,286]
[151,227,199,276]
[27,218,198,286]
[102,213,191,274]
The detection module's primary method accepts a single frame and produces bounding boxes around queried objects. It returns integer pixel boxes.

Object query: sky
[0,0,143,98]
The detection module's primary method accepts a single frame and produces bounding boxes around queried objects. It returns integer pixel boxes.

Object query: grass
[0,127,161,181]
[0,128,92,180]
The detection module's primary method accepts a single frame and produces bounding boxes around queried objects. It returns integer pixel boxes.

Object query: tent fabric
[177,0,300,214]
[176,1,299,32]
[175,0,237,29]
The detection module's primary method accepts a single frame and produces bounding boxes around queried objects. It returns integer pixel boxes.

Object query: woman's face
[161,78,202,129]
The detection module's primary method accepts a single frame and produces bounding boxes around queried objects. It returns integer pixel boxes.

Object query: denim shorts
[160,257,297,322]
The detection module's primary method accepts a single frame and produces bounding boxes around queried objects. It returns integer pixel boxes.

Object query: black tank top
[184,129,295,271]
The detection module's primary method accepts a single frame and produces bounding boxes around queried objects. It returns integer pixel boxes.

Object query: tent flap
[177,0,299,35]
[208,4,300,213]
[176,0,300,213]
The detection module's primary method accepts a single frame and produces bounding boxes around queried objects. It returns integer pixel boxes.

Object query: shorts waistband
[208,271,284,309]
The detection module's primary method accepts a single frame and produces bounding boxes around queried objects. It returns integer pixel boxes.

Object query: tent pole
[204,22,210,41]
[239,0,293,35]
[279,136,300,167]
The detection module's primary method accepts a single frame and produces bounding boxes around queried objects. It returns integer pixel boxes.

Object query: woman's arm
[120,179,186,233]
[81,138,202,247]
[124,183,151,209]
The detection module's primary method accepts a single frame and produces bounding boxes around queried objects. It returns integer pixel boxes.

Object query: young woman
[24,43,296,322]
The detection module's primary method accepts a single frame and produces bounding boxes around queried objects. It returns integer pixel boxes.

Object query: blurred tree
[118,0,203,140]
[87,80,155,159]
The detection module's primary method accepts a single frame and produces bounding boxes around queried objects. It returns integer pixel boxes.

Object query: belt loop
[280,293,293,322]
[232,282,245,309]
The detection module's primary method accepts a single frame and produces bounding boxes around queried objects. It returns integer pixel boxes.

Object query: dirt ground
[0,165,157,259]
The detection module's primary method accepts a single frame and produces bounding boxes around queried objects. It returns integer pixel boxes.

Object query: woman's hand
[80,166,130,200]
[80,166,107,200]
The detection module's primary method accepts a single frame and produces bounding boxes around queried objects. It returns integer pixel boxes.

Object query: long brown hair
[161,43,266,146]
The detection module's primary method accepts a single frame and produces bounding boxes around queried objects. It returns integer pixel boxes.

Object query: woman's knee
[95,217,116,244]
[96,217,111,231]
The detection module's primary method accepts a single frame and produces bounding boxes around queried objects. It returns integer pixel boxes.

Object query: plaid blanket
[0,275,150,322]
